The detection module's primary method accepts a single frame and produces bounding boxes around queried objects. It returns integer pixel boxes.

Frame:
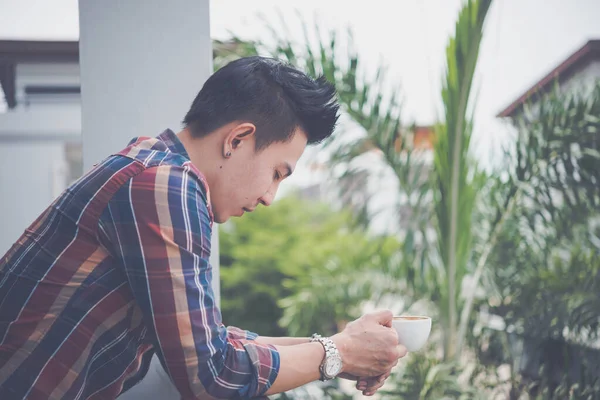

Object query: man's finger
[397,344,408,358]
[362,370,393,395]
[363,379,385,396]
[356,378,368,391]
[357,375,379,391]
[370,309,394,326]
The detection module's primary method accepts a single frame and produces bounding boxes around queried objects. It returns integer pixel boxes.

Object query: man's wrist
[311,333,344,380]
[330,333,348,373]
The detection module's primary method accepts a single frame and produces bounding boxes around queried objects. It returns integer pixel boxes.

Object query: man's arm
[256,337,310,346]
[226,326,309,346]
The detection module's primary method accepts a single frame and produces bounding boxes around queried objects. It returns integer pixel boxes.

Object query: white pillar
[78,0,219,305]
[79,1,218,398]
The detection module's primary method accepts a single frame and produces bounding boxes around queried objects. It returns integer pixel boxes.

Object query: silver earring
[225,151,231,158]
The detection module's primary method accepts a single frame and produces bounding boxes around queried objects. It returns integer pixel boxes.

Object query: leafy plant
[433,0,493,360]
[212,3,600,398]
[279,233,399,337]
[219,195,395,337]
[483,82,600,397]
[380,351,486,400]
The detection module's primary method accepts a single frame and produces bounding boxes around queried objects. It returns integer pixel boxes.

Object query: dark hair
[182,56,340,151]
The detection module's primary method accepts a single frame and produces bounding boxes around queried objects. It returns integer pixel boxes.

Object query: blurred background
[1,0,600,398]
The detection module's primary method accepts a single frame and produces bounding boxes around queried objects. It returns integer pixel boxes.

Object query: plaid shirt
[0,130,280,400]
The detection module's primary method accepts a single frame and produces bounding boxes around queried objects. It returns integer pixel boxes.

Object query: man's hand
[339,369,395,396]
[331,310,407,378]
[356,370,394,396]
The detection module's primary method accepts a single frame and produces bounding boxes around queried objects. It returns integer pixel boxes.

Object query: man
[0,57,406,399]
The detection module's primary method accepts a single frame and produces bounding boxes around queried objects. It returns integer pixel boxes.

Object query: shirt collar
[157,129,191,160]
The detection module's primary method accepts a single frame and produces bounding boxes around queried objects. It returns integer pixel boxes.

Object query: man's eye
[274,171,281,181]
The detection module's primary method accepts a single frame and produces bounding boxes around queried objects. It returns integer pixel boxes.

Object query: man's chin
[213,213,229,224]
[214,208,245,224]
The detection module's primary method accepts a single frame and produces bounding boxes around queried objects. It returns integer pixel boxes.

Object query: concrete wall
[0,105,81,254]
[561,59,600,97]
[0,140,65,254]
[79,0,213,169]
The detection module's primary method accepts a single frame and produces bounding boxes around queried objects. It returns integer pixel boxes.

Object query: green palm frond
[433,0,493,360]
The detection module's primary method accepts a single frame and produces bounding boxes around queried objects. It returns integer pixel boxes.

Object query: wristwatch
[310,333,343,381]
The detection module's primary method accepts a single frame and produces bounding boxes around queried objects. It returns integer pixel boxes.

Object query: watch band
[310,334,342,381]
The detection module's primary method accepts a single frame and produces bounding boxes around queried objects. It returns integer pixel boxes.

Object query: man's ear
[223,122,256,157]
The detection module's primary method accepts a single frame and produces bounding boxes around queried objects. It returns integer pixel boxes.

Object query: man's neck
[176,128,220,187]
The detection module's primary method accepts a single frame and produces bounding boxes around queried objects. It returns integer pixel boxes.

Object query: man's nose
[259,186,277,207]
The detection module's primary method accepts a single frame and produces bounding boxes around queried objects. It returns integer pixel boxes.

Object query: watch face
[325,356,342,377]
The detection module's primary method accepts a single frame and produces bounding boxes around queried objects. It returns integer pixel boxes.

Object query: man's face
[210,126,307,223]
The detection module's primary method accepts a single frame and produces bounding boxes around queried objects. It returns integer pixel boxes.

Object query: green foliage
[219,195,394,337]
[212,38,259,71]
[272,382,355,400]
[433,0,493,360]
[494,82,600,335]
[380,351,486,400]
[511,83,600,229]
[279,233,399,337]
[211,4,600,398]
[480,83,600,397]
[527,369,600,400]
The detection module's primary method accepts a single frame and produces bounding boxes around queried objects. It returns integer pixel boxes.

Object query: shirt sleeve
[227,326,259,341]
[99,164,280,399]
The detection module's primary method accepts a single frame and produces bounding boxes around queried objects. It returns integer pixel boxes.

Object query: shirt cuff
[227,325,259,340]
[239,341,280,397]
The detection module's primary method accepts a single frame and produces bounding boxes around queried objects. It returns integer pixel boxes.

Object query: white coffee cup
[392,316,432,352]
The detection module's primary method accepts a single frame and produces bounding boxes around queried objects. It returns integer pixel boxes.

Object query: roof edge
[497,39,600,118]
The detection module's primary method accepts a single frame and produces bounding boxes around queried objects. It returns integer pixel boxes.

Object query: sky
[1,0,599,178]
